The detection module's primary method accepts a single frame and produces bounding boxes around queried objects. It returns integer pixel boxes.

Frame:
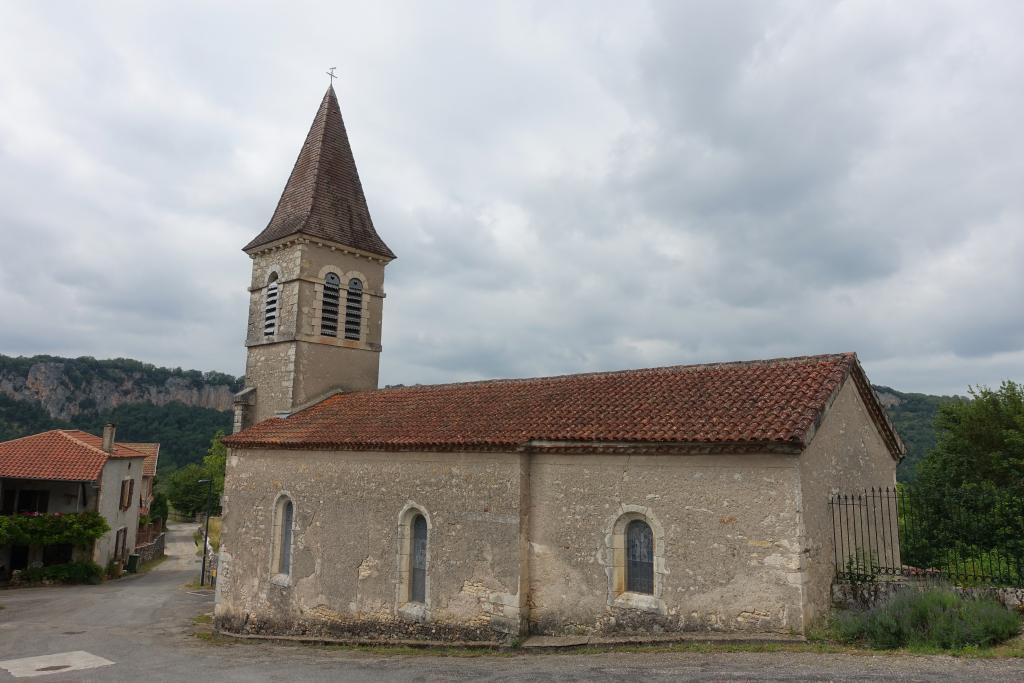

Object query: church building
[215,85,903,643]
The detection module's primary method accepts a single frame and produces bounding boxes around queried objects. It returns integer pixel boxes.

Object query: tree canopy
[165,431,227,516]
[915,381,1024,498]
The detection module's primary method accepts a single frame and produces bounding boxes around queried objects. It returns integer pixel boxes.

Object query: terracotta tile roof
[243,85,395,259]
[0,430,146,482]
[224,353,904,458]
[123,442,160,477]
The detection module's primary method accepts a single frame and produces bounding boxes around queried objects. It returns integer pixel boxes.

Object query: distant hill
[872,385,960,481]
[0,353,957,479]
[0,354,240,471]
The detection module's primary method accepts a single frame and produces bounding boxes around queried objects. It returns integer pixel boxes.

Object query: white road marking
[0,651,114,678]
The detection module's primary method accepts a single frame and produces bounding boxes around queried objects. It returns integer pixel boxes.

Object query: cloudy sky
[0,1,1021,395]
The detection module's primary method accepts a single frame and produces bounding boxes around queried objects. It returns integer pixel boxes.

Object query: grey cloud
[0,0,1022,395]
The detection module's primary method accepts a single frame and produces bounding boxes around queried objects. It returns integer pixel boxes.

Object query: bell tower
[233,85,396,431]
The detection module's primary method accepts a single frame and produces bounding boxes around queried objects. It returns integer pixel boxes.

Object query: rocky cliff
[0,354,241,422]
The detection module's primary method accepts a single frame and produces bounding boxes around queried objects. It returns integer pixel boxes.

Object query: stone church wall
[215,449,526,642]
[216,383,898,642]
[527,452,807,635]
[797,377,899,629]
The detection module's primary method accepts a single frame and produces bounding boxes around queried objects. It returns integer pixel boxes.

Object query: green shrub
[149,492,169,524]
[0,512,110,547]
[12,561,103,585]
[833,588,1021,650]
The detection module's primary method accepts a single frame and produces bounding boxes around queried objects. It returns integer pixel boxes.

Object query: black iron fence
[830,487,1024,587]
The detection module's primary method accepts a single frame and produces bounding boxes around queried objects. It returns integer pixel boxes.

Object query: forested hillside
[0,354,237,471]
[872,385,960,480]
[0,353,961,479]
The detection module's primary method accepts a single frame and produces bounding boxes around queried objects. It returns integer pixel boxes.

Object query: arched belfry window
[320,272,341,337]
[344,278,363,340]
[626,519,654,594]
[263,273,279,336]
[410,514,428,603]
[273,496,294,577]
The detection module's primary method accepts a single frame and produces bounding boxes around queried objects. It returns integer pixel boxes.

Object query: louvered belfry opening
[263,275,279,336]
[410,514,427,603]
[344,278,363,340]
[626,519,654,594]
[321,273,341,337]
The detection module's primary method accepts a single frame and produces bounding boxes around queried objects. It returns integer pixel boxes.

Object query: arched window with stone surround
[409,514,428,603]
[263,273,279,336]
[397,504,431,611]
[605,506,665,611]
[626,519,654,594]
[320,272,341,337]
[272,495,294,577]
[344,278,363,340]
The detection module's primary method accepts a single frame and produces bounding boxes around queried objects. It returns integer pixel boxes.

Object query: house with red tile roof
[122,442,160,515]
[213,86,904,643]
[0,425,147,579]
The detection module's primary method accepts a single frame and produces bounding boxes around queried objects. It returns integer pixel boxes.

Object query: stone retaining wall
[832,580,1024,612]
[135,533,165,565]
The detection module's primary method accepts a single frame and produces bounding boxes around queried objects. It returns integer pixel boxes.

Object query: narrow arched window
[626,519,654,594]
[410,514,427,603]
[320,272,341,337]
[276,498,293,576]
[263,274,279,336]
[344,278,363,340]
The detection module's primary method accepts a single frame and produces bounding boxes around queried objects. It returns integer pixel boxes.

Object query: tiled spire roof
[224,353,905,459]
[244,85,395,259]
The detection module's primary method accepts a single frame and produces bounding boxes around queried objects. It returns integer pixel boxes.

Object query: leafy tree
[915,381,1024,498]
[908,382,1024,568]
[165,431,228,516]
[166,463,209,517]
[149,491,169,523]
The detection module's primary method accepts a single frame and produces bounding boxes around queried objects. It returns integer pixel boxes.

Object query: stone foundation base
[215,610,514,644]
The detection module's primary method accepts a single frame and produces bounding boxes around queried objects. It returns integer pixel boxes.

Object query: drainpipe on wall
[102,423,117,453]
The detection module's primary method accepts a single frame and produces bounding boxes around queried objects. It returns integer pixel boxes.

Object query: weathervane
[326,67,338,85]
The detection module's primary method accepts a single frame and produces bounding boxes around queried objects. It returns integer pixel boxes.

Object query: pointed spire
[244,85,395,259]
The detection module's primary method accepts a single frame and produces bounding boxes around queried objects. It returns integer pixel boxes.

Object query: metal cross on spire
[326,67,338,85]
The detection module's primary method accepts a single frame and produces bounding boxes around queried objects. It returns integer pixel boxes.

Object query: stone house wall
[93,457,144,568]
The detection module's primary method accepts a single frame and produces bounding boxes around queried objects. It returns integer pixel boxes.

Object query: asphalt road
[1,523,1022,681]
